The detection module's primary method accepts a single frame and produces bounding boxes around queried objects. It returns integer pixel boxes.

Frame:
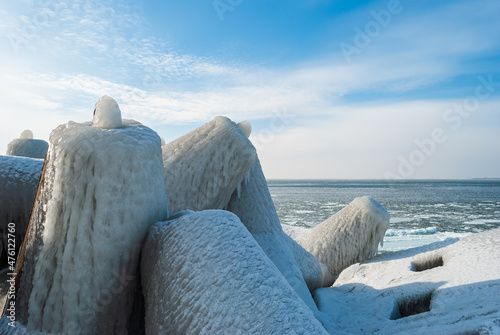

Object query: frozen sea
[268,179,500,252]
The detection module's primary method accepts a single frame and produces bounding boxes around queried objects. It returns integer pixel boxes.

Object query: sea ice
[385,226,437,236]
[282,196,390,286]
[0,155,43,267]
[6,100,168,334]
[162,116,256,214]
[6,130,48,159]
[141,210,329,335]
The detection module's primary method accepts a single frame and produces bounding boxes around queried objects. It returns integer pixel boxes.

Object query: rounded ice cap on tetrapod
[93,95,123,129]
[237,120,252,138]
[20,129,34,139]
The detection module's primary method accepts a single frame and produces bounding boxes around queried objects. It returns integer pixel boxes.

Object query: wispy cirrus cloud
[2,0,498,124]
[1,0,499,178]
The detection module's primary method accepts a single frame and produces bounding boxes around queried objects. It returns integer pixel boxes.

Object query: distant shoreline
[267,178,500,181]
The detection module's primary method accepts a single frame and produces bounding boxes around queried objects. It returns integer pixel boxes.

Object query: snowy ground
[314,227,500,334]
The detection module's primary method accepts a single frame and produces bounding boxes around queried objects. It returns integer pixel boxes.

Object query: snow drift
[282,197,390,286]
[226,158,332,331]
[314,227,500,334]
[162,116,256,214]
[6,130,48,159]
[0,155,43,267]
[9,97,168,334]
[141,210,328,335]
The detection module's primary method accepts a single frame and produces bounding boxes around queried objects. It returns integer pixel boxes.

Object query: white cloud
[1,0,499,179]
[254,99,500,179]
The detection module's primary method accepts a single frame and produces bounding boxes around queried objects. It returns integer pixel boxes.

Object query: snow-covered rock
[0,155,43,267]
[141,210,328,335]
[283,197,390,286]
[6,130,48,159]
[314,228,500,335]
[9,102,168,334]
[162,116,256,214]
[226,158,332,332]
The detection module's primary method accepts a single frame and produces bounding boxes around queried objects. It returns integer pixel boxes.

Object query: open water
[268,179,500,251]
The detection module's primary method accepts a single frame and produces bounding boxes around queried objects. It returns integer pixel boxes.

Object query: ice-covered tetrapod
[6,130,48,159]
[0,155,43,267]
[226,158,332,332]
[162,116,328,328]
[162,116,256,214]
[283,197,390,286]
[141,210,329,335]
[11,96,168,334]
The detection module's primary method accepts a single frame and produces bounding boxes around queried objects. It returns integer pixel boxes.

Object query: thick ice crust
[285,196,390,286]
[6,139,48,159]
[0,155,43,267]
[141,210,328,335]
[226,159,332,331]
[13,119,167,334]
[315,228,500,335]
[162,116,256,215]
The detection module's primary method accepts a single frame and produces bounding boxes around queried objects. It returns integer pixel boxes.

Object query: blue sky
[1,0,499,178]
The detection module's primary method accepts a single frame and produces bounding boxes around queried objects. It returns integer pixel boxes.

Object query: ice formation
[314,227,500,334]
[385,226,437,236]
[92,95,123,129]
[0,156,43,267]
[237,120,252,137]
[10,111,168,333]
[19,130,33,140]
[0,106,498,335]
[141,210,328,335]
[6,131,48,159]
[283,197,390,286]
[226,158,332,332]
[162,116,256,214]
